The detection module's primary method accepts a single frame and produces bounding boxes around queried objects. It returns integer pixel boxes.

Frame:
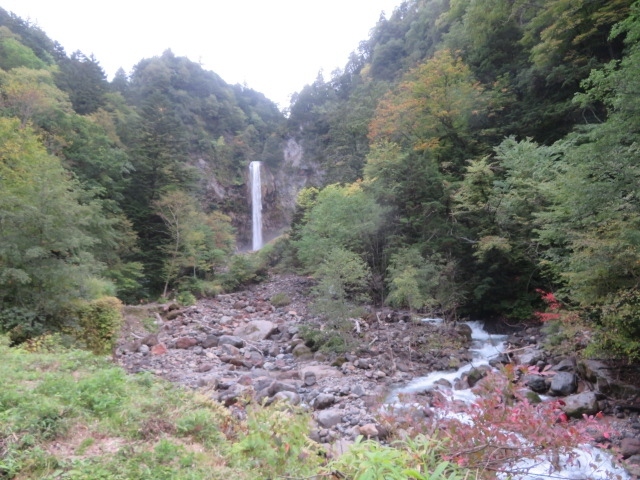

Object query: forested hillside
[1,0,640,362]
[286,0,640,361]
[0,7,285,343]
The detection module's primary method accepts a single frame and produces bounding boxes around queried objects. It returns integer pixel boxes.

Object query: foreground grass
[0,337,324,479]
[0,335,470,480]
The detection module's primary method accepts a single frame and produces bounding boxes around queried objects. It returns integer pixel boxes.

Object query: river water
[388,319,630,480]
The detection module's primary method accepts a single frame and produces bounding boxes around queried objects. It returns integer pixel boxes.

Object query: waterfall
[249,161,263,251]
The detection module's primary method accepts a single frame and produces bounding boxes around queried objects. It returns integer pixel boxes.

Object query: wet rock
[562,391,599,418]
[466,366,490,388]
[552,357,576,372]
[549,371,577,396]
[455,323,473,342]
[524,374,550,394]
[517,347,544,366]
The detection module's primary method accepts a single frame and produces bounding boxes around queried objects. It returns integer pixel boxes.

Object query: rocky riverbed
[115,273,640,476]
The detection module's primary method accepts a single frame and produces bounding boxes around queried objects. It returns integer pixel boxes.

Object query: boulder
[201,335,219,348]
[524,374,549,394]
[316,409,343,428]
[359,423,379,438]
[292,344,313,359]
[218,335,245,348]
[549,371,577,396]
[562,391,599,418]
[312,393,335,410]
[621,438,640,459]
[517,347,544,366]
[299,365,343,381]
[270,391,301,405]
[234,320,277,342]
[175,337,197,349]
[151,343,168,355]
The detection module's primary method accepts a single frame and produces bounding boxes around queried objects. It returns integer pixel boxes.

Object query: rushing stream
[387,319,630,480]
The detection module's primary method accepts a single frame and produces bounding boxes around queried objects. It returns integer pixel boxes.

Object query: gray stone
[138,344,150,354]
[316,409,343,428]
[621,438,640,459]
[455,323,473,341]
[549,371,577,396]
[300,365,344,381]
[270,390,301,405]
[234,320,276,342]
[351,385,366,397]
[466,366,489,388]
[303,371,317,386]
[292,343,313,359]
[524,374,549,394]
[201,335,219,348]
[517,347,544,366]
[313,393,335,410]
[562,391,599,418]
[219,343,240,356]
[551,358,576,372]
[218,335,245,348]
[359,423,379,438]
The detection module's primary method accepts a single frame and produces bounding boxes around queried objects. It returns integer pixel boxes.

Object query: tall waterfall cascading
[250,161,263,251]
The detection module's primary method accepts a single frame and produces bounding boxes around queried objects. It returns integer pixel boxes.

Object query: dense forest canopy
[1,1,639,361]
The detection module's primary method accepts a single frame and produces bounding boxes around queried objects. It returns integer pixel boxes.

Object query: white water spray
[249,161,263,251]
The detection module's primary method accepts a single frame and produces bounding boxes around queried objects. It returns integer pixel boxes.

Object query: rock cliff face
[241,138,324,249]
[199,137,324,250]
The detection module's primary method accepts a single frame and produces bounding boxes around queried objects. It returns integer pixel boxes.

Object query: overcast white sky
[1,0,402,110]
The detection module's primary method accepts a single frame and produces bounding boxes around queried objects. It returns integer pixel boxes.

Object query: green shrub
[221,253,268,291]
[176,291,197,307]
[230,403,322,477]
[76,296,123,354]
[269,292,291,307]
[585,288,640,362]
[327,435,464,480]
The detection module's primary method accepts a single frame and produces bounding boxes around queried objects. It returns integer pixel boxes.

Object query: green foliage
[230,403,323,477]
[75,297,123,354]
[176,291,197,307]
[269,292,291,307]
[585,289,640,362]
[386,247,441,312]
[0,27,47,70]
[328,435,464,480]
[221,252,268,291]
[0,118,115,338]
[294,182,387,271]
[154,191,236,297]
[312,247,371,319]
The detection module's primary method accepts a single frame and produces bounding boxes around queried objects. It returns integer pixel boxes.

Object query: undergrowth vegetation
[0,334,618,480]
